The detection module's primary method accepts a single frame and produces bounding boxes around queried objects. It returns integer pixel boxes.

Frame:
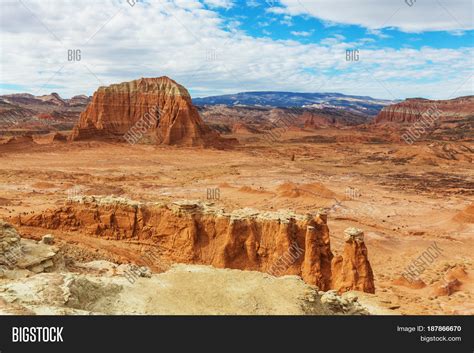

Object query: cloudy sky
[0,0,473,99]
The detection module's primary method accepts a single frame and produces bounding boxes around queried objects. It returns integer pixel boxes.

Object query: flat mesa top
[96,77,190,98]
[69,196,324,223]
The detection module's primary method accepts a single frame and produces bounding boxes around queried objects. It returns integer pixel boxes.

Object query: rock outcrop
[0,135,37,152]
[232,122,262,134]
[0,220,58,276]
[374,96,474,124]
[331,228,375,294]
[67,95,91,107]
[0,220,21,268]
[36,92,66,106]
[17,196,375,293]
[431,265,468,297]
[43,132,67,143]
[0,263,371,315]
[303,112,334,129]
[453,203,474,224]
[70,77,232,147]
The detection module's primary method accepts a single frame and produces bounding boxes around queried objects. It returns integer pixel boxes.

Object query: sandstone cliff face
[331,228,375,294]
[70,77,229,147]
[17,197,374,293]
[374,96,474,124]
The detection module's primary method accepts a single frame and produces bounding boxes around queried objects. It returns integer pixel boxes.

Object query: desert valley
[0,76,472,315]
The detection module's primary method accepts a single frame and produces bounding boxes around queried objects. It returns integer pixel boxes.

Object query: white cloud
[272,0,474,32]
[246,0,260,7]
[290,30,313,37]
[280,15,293,26]
[366,29,391,39]
[320,34,345,45]
[0,0,472,100]
[449,29,467,36]
[202,0,234,9]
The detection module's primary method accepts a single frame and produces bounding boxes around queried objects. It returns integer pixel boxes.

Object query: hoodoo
[331,228,375,294]
[70,76,230,147]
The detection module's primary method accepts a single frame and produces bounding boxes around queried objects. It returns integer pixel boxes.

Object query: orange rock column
[331,227,375,294]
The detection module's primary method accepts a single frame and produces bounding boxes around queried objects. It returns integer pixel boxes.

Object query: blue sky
[0,0,473,99]
[215,1,473,50]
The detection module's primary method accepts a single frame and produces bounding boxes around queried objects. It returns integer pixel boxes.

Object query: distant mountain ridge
[0,92,90,108]
[193,91,396,116]
[0,92,91,134]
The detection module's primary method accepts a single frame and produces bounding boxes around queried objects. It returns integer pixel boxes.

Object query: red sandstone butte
[70,76,233,147]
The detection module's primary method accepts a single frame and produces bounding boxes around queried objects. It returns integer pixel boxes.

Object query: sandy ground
[0,130,472,314]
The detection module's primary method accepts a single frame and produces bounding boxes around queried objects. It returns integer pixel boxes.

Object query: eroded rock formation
[331,228,375,294]
[0,220,58,275]
[0,220,21,268]
[374,96,474,124]
[0,135,36,152]
[0,263,371,315]
[17,196,375,293]
[70,77,233,147]
[303,112,334,129]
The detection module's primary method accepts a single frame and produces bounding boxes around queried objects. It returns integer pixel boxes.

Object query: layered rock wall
[18,197,375,293]
[375,96,474,124]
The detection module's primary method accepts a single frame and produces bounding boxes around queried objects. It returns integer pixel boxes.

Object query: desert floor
[0,130,472,314]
